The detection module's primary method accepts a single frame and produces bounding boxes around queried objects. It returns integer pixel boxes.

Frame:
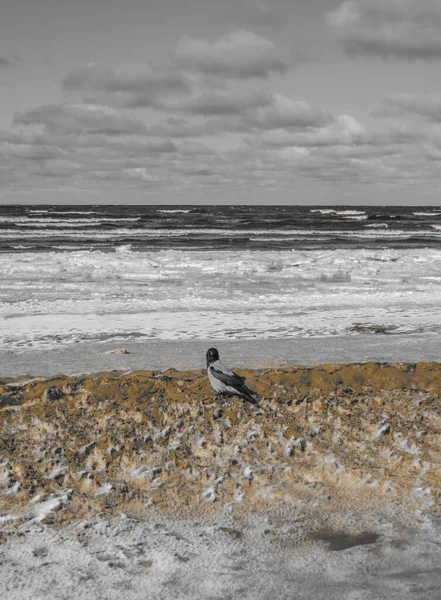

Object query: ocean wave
[157,209,192,214]
[310,209,366,216]
[0,217,140,225]
[343,215,368,221]
[414,212,441,216]
[0,227,440,240]
[28,210,99,215]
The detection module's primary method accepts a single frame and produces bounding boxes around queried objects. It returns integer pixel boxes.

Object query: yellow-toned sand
[1,362,441,528]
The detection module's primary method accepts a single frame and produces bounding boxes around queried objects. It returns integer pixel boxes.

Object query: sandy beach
[2,204,441,598]
[2,359,441,598]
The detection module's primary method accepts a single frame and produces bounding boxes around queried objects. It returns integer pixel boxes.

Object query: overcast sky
[2,0,441,205]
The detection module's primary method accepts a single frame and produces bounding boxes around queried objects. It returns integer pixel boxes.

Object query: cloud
[122,168,159,182]
[174,29,288,78]
[245,1,283,29]
[327,0,441,60]
[13,104,148,136]
[5,90,431,197]
[424,144,441,161]
[0,56,17,68]
[146,117,223,138]
[62,64,326,132]
[252,114,369,147]
[165,87,272,116]
[163,90,331,129]
[2,100,224,194]
[2,143,62,161]
[62,30,288,111]
[63,63,192,109]
[380,93,441,121]
[4,26,441,200]
[241,93,332,130]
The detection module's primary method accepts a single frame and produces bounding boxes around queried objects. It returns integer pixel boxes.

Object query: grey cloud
[252,114,369,148]
[0,56,17,68]
[13,104,148,136]
[174,29,288,79]
[146,117,223,138]
[3,128,178,161]
[60,59,330,133]
[177,166,218,177]
[31,160,84,179]
[6,30,441,197]
[242,93,332,130]
[340,37,441,61]
[171,88,272,117]
[1,142,62,161]
[172,140,217,156]
[380,94,441,121]
[61,31,289,113]
[63,64,192,109]
[167,90,331,130]
[424,145,441,161]
[2,113,222,191]
[328,0,441,60]
[245,1,283,29]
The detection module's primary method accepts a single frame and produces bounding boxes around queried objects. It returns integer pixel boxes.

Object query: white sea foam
[1,248,441,350]
[0,216,140,225]
[1,227,440,239]
[310,209,366,216]
[28,210,98,215]
[414,212,441,216]
[157,209,192,213]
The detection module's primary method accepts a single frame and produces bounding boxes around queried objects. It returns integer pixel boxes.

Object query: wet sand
[1,332,441,377]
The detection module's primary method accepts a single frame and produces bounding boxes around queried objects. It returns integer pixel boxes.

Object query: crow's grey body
[206,348,257,405]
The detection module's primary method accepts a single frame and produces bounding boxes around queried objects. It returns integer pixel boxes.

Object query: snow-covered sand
[2,514,441,600]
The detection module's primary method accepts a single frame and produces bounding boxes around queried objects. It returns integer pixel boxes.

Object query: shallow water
[2,247,441,352]
[1,204,441,353]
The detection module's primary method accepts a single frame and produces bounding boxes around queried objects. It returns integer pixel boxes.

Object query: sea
[1,204,441,354]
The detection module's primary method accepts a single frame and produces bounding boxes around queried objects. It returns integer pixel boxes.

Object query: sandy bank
[1,362,441,532]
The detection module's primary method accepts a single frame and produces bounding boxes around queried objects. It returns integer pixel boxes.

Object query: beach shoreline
[1,332,441,378]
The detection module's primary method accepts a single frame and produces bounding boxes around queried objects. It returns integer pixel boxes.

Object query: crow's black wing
[210,367,246,388]
[212,360,247,381]
[210,367,257,404]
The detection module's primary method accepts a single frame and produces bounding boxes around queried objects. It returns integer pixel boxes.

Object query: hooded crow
[206,347,257,405]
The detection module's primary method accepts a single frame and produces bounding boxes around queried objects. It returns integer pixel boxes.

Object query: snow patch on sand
[1,514,441,600]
